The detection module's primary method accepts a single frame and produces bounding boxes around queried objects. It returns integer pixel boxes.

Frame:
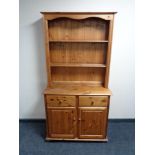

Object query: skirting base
[45,137,108,142]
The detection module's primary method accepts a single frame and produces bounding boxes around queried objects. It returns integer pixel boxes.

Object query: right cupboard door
[78,107,108,139]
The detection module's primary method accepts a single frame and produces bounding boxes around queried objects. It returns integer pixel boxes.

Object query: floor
[19,120,135,155]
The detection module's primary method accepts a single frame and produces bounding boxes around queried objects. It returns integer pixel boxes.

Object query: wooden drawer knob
[91,101,94,105]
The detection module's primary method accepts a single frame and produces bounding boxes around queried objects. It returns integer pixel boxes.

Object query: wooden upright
[41,12,116,141]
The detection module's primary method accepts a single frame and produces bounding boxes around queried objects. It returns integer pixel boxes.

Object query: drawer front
[79,96,108,107]
[46,95,76,107]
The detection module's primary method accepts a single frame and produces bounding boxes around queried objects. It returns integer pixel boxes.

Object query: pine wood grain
[50,67,105,84]
[79,96,108,107]
[42,12,115,141]
[47,108,76,138]
[44,85,112,95]
[78,107,108,139]
[50,63,106,68]
[49,42,107,64]
[46,95,76,107]
[41,13,115,21]
[48,18,109,41]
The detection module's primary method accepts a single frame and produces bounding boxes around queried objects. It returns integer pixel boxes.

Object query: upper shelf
[49,40,109,43]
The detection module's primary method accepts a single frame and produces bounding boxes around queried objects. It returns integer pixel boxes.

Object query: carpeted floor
[19,120,135,155]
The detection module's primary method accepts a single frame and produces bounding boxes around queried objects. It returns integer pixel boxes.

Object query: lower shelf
[45,137,108,142]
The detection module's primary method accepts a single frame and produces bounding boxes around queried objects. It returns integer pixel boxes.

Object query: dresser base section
[45,137,108,142]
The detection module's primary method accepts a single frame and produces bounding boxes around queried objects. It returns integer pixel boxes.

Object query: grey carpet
[19,120,135,155]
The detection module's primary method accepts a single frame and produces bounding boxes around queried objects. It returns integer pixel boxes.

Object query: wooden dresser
[41,12,116,141]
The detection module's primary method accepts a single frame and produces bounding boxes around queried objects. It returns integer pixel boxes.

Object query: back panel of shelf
[48,17,109,41]
[49,42,107,64]
[47,17,110,86]
[51,67,105,86]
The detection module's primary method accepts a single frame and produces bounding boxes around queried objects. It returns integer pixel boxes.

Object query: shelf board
[51,81,103,87]
[49,40,109,43]
[50,63,106,68]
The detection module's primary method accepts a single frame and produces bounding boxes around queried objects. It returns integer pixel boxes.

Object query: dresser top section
[44,85,112,96]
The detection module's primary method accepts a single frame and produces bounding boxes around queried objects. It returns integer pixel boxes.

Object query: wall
[19,0,135,119]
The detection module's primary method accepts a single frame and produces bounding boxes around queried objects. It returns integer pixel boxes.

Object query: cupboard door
[78,107,108,139]
[47,108,76,138]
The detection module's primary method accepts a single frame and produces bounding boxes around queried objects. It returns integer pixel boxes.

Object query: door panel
[78,107,108,139]
[47,108,76,138]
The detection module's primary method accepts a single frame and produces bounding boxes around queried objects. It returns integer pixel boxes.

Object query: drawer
[79,96,108,107]
[46,95,76,107]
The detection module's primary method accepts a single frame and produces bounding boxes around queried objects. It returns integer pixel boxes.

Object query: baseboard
[109,119,135,122]
[19,118,135,123]
[19,119,45,122]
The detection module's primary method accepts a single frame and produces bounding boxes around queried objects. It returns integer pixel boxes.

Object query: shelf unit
[41,12,116,141]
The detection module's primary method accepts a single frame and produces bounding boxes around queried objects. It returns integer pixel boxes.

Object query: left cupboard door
[47,108,76,139]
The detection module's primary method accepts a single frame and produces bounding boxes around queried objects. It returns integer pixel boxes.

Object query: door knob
[91,101,94,105]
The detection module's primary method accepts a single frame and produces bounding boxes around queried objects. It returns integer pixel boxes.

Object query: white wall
[19,0,135,119]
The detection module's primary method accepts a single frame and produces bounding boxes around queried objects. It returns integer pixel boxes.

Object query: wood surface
[41,13,115,20]
[43,18,51,87]
[46,95,76,107]
[44,85,112,95]
[51,67,105,84]
[104,19,114,87]
[42,12,115,141]
[46,137,108,142]
[47,108,76,138]
[49,40,109,42]
[48,18,109,41]
[49,42,107,64]
[50,63,106,68]
[78,107,108,139]
[79,96,108,107]
[43,13,114,88]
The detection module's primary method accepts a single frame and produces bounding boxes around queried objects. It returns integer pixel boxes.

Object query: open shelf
[48,17,109,41]
[50,63,106,68]
[49,40,109,43]
[51,67,105,86]
[47,14,112,88]
[49,43,107,64]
